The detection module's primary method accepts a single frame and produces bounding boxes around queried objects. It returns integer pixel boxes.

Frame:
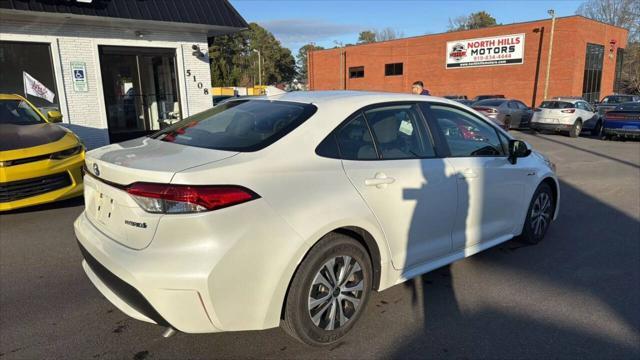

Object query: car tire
[568,119,582,138]
[281,232,373,346]
[519,182,555,245]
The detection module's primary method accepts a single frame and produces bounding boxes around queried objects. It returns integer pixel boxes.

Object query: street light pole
[253,49,262,89]
[543,9,556,101]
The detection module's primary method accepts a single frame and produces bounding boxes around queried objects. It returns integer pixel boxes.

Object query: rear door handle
[365,172,395,188]
[457,169,478,179]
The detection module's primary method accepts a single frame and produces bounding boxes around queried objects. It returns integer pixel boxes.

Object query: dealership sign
[446,33,525,69]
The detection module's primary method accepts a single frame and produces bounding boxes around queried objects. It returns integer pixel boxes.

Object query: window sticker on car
[399,120,413,135]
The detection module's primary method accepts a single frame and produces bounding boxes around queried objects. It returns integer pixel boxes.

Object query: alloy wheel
[308,256,364,331]
[530,192,552,236]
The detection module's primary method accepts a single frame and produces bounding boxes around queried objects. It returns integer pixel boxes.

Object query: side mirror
[47,110,63,123]
[508,139,531,164]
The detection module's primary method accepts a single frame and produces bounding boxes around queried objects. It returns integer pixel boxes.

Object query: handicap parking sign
[74,69,85,80]
[70,62,88,92]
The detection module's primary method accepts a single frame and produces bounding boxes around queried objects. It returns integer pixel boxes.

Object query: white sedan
[75,91,559,346]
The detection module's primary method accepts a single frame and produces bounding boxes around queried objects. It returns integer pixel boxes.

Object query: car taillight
[561,109,576,113]
[605,113,637,121]
[126,183,259,214]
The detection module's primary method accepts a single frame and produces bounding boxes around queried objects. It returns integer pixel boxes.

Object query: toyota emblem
[92,163,100,176]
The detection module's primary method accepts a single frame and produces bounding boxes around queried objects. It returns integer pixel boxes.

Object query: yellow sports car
[0,94,85,211]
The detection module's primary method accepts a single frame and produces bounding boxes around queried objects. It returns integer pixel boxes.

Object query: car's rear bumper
[603,120,640,137]
[74,212,220,333]
[530,123,573,132]
[603,128,640,138]
[74,195,305,333]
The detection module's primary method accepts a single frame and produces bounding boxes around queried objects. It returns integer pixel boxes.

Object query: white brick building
[0,0,247,148]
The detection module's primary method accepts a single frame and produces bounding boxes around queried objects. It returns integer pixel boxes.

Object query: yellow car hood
[0,127,80,162]
[0,122,69,152]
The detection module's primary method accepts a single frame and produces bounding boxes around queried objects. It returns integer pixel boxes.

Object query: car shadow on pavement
[392,179,639,359]
[0,196,84,215]
[527,131,640,170]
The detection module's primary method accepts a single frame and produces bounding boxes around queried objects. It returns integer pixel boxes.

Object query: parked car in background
[472,98,532,130]
[601,102,640,140]
[454,99,474,107]
[530,98,598,137]
[472,94,505,102]
[0,94,85,211]
[596,94,640,119]
[443,95,468,100]
[75,91,558,346]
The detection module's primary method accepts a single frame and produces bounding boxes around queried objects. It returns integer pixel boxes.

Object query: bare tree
[577,0,640,94]
[448,16,470,32]
[448,11,498,32]
[375,28,404,42]
[577,0,640,41]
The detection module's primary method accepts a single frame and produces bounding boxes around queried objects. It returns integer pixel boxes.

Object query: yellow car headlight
[50,145,83,160]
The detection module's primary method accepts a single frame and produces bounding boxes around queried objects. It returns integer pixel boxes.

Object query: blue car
[602,102,640,140]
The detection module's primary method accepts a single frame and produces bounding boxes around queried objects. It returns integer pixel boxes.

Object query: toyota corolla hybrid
[75,91,559,346]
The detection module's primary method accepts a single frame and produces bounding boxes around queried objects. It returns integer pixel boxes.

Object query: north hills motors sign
[446,33,525,69]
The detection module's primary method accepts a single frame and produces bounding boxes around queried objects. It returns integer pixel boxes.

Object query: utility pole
[543,9,556,101]
[334,40,345,90]
[253,49,262,90]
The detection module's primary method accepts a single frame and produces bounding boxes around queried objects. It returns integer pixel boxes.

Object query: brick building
[308,16,628,107]
[0,0,247,148]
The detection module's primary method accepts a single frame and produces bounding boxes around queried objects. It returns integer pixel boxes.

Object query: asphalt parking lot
[1,131,639,359]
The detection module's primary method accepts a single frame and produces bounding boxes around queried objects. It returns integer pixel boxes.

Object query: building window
[581,43,604,103]
[349,66,364,79]
[0,41,59,109]
[385,63,403,76]
[613,48,624,93]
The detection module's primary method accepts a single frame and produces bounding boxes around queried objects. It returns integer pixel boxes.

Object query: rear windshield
[474,99,506,107]
[602,95,633,104]
[540,101,573,109]
[0,99,45,125]
[152,100,317,152]
[615,102,640,111]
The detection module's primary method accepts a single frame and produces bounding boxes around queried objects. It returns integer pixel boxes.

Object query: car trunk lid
[83,137,238,249]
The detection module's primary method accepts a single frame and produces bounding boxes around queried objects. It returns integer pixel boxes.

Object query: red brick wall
[308,16,628,106]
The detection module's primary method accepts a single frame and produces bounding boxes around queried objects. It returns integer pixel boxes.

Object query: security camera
[192,44,199,51]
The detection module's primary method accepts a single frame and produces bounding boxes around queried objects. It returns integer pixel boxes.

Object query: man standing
[411,81,430,95]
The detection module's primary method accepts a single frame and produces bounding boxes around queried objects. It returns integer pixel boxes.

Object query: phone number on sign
[473,54,513,61]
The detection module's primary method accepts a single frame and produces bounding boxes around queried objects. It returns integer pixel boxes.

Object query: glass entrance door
[99,46,181,143]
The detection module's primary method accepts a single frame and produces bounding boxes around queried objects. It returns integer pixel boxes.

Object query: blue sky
[230,0,585,54]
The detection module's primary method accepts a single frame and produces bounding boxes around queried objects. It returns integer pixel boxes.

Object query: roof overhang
[0,8,247,37]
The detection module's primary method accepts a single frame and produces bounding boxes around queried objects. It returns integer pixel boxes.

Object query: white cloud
[258,19,361,49]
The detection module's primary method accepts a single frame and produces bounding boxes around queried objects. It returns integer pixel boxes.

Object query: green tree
[448,11,498,31]
[358,30,377,44]
[296,43,324,84]
[208,22,296,87]
[209,31,248,87]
